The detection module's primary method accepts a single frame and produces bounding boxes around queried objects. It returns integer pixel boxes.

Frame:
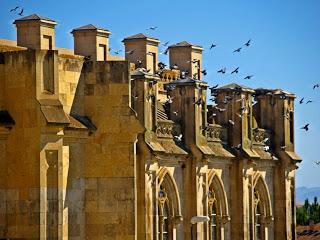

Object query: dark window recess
[0,53,4,64]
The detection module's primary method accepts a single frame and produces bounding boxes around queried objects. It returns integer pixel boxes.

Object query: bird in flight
[299,97,304,104]
[160,48,169,55]
[244,75,253,80]
[233,47,242,53]
[231,67,239,74]
[171,64,179,70]
[210,44,217,50]
[209,84,219,91]
[228,120,235,125]
[217,67,226,74]
[244,39,251,47]
[201,70,207,76]
[174,134,183,142]
[315,161,320,165]
[162,41,169,46]
[18,8,24,16]
[313,83,319,89]
[232,144,242,150]
[306,100,313,104]
[113,50,122,55]
[301,124,309,131]
[194,98,204,106]
[147,26,158,31]
[10,6,19,12]
[126,49,135,55]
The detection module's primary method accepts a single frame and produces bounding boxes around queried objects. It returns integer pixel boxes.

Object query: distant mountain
[296,187,320,204]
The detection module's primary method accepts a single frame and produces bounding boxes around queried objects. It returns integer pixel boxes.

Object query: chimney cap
[14,14,56,25]
[217,83,255,93]
[71,24,111,36]
[168,41,203,50]
[122,33,159,43]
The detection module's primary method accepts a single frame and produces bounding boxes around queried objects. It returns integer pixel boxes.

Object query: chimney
[14,14,57,50]
[168,41,203,80]
[122,33,160,74]
[254,89,296,152]
[71,24,111,61]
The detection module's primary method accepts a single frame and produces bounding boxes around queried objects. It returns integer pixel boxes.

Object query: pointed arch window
[208,190,218,240]
[254,191,262,240]
[158,187,171,240]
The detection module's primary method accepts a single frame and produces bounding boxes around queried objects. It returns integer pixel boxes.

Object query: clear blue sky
[1,0,319,187]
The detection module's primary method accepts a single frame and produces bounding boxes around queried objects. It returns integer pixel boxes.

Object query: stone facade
[0,14,301,240]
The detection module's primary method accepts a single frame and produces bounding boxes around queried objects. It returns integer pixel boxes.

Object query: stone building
[0,14,301,240]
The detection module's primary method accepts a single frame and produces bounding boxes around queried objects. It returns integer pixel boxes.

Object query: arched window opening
[254,191,262,240]
[158,187,171,240]
[208,190,218,240]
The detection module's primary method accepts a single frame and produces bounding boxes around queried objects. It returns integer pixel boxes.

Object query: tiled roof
[123,33,159,42]
[169,41,202,49]
[14,14,56,23]
[72,24,110,33]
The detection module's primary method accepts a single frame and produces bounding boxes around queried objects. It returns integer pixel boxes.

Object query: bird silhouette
[315,161,320,165]
[160,48,169,55]
[201,70,207,76]
[147,26,158,31]
[158,62,166,70]
[244,39,251,47]
[299,98,304,104]
[10,6,19,12]
[244,75,253,80]
[306,100,313,104]
[18,8,24,16]
[301,124,309,131]
[209,84,219,91]
[162,41,170,46]
[313,83,319,89]
[233,47,242,53]
[217,67,226,74]
[113,50,122,55]
[231,67,239,74]
[210,44,217,50]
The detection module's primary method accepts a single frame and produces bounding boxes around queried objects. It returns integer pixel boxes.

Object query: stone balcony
[156,120,181,139]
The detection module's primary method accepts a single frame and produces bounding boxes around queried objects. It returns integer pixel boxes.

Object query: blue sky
[1,0,319,187]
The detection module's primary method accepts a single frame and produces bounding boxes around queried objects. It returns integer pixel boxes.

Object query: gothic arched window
[255,197,262,240]
[158,187,171,240]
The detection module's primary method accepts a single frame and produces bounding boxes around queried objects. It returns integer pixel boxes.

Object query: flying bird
[217,67,226,74]
[173,111,179,116]
[244,39,251,47]
[194,98,204,106]
[244,75,253,80]
[209,84,219,91]
[126,49,135,55]
[147,26,158,31]
[306,100,313,104]
[171,64,179,70]
[231,67,239,74]
[174,134,183,142]
[313,83,319,89]
[299,98,304,104]
[315,161,320,165]
[160,48,169,55]
[301,124,309,131]
[209,43,217,50]
[201,70,207,76]
[18,8,24,16]
[232,144,242,150]
[113,50,122,55]
[10,6,19,12]
[228,120,235,125]
[162,41,170,46]
[233,47,242,53]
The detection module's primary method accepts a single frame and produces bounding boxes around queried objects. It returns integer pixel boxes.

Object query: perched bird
[147,26,158,31]
[171,64,179,70]
[209,43,217,50]
[313,83,320,89]
[263,138,269,144]
[201,70,207,76]
[301,124,309,131]
[18,8,24,16]
[233,47,242,53]
[173,111,179,116]
[280,146,286,150]
[263,146,270,152]
[299,98,304,104]
[162,41,170,46]
[174,134,183,142]
[10,6,19,12]
[244,75,253,80]
[231,67,239,74]
[126,49,135,55]
[217,67,226,74]
[244,39,251,47]
[306,100,313,104]
[158,62,167,70]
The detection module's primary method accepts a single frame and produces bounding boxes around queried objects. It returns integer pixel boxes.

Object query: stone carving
[156,120,181,139]
[204,124,227,143]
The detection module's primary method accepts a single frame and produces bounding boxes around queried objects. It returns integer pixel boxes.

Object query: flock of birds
[6,6,320,166]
